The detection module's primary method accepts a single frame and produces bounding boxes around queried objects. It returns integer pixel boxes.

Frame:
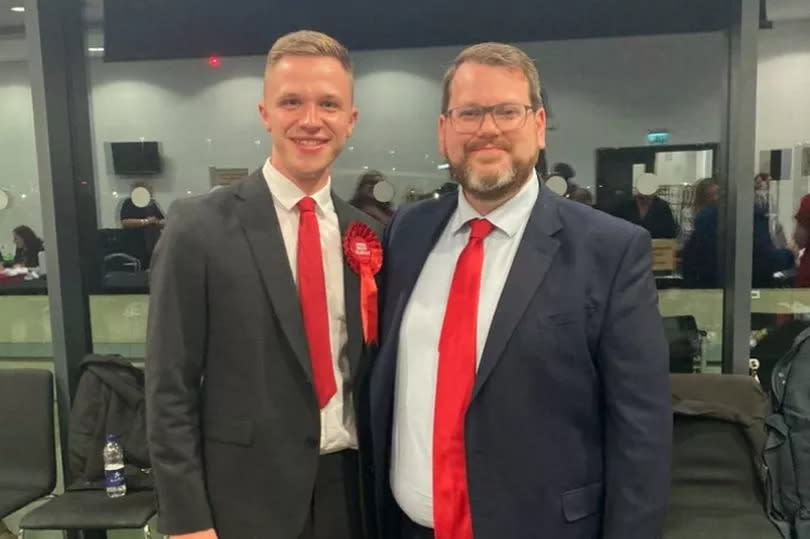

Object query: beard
[448,142,538,202]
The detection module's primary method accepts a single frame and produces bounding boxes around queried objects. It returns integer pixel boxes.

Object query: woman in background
[677,178,718,252]
[11,225,44,268]
[682,189,793,288]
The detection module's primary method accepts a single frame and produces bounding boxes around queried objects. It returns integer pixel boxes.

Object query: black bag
[68,354,153,490]
[667,374,781,538]
[765,327,810,539]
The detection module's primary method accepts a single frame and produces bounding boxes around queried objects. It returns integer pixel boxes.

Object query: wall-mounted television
[111,141,162,175]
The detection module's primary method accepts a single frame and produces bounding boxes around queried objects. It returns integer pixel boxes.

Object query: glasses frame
[444,103,536,134]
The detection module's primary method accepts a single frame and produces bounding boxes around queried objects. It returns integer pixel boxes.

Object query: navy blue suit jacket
[368,184,672,539]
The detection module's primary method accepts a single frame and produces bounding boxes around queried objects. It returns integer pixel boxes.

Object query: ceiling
[0,0,102,34]
[97,0,810,61]
[0,0,808,54]
[103,0,739,61]
[0,0,25,34]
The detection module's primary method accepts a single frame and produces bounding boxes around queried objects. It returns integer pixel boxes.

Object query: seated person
[8,225,44,268]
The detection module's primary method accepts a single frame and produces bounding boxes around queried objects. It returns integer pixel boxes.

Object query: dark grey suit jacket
[145,169,382,539]
[369,184,672,539]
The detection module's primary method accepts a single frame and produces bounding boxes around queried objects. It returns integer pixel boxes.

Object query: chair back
[0,369,56,493]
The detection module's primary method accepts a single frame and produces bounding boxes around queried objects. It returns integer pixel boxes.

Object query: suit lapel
[371,194,457,471]
[472,185,563,400]
[235,170,312,379]
[372,194,457,413]
[387,195,458,351]
[333,196,363,376]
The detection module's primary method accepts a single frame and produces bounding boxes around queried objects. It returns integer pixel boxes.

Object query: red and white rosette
[343,222,383,345]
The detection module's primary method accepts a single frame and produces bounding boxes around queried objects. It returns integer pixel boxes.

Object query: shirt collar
[262,158,333,213]
[450,170,540,238]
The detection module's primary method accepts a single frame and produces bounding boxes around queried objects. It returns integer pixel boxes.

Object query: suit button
[306,436,318,448]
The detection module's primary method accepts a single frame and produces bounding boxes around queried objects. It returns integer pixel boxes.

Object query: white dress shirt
[390,173,540,526]
[262,159,357,455]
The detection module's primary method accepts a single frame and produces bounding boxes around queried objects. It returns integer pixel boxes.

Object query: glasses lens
[493,104,527,131]
[452,106,483,132]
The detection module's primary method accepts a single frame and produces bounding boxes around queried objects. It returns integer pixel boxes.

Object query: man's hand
[169,530,217,539]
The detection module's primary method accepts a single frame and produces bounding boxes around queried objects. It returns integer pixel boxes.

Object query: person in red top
[794,194,810,287]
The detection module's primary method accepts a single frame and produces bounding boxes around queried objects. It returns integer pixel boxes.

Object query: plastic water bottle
[103,434,127,498]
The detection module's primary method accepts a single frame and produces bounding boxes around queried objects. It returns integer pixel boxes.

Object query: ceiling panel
[103,0,736,61]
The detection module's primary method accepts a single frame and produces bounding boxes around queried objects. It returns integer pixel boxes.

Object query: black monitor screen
[111,142,162,175]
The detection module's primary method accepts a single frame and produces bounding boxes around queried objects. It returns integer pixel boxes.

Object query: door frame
[595,142,721,207]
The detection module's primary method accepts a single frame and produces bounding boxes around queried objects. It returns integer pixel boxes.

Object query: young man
[368,42,672,539]
[146,31,381,539]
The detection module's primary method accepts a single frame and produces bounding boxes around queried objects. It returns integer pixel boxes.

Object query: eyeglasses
[444,103,535,134]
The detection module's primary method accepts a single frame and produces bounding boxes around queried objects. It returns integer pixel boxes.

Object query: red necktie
[297,197,336,409]
[433,218,495,539]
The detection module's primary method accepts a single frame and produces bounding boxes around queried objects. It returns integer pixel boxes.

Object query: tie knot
[298,197,316,213]
[468,218,494,240]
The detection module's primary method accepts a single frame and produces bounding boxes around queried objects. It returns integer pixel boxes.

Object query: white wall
[85,31,728,228]
[0,60,41,256]
[758,19,810,151]
[522,33,726,187]
[655,149,714,185]
[2,30,731,231]
[757,19,810,237]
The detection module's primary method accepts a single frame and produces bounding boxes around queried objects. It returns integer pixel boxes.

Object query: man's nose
[299,103,323,128]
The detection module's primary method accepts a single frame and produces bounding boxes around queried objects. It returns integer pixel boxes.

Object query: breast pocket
[514,308,595,383]
[547,310,579,326]
[535,310,582,355]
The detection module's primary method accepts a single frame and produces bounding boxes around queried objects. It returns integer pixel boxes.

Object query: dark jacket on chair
[69,354,151,490]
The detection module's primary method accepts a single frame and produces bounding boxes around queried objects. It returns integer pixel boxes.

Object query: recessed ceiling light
[87,47,105,53]
[10,6,25,13]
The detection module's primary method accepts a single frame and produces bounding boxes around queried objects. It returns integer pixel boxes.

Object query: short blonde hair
[441,42,543,112]
[266,30,352,78]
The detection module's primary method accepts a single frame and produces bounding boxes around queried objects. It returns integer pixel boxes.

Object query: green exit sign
[647,130,670,145]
